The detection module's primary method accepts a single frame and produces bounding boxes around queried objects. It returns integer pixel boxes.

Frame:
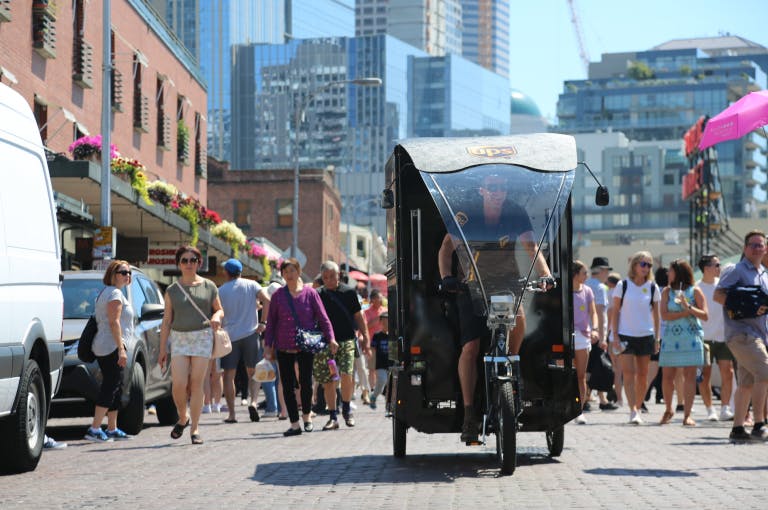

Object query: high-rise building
[461,0,509,78]
[558,36,768,225]
[356,0,462,57]
[153,0,353,163]
[231,34,510,235]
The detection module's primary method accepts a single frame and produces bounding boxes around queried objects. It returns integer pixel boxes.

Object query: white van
[0,83,64,473]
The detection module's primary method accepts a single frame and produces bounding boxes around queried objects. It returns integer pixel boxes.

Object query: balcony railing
[72,37,93,89]
[195,144,207,178]
[32,8,56,59]
[133,93,150,133]
[157,113,172,150]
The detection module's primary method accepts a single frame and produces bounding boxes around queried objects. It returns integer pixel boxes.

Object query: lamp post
[291,77,382,258]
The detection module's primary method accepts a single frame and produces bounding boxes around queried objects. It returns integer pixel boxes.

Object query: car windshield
[423,164,574,315]
[62,278,106,319]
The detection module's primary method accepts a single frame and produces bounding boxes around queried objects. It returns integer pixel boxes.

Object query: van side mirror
[595,186,609,206]
[381,189,394,209]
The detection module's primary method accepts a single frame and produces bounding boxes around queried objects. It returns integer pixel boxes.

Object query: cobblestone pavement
[1,396,766,509]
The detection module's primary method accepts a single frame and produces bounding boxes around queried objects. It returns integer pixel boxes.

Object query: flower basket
[211,220,247,258]
[68,134,119,161]
[111,156,152,205]
[147,181,178,207]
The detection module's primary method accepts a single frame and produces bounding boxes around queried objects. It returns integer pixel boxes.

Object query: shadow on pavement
[584,467,697,477]
[253,449,559,485]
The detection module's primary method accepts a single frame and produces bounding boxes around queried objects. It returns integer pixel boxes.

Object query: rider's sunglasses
[180,257,199,264]
[484,183,506,192]
[115,270,132,276]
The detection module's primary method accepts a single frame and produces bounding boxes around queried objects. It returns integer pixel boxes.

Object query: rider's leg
[458,338,480,407]
[508,312,526,355]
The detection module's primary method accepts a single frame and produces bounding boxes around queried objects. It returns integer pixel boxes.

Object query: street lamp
[291,77,382,258]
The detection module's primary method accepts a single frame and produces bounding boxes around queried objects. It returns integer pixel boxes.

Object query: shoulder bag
[285,288,327,354]
[77,288,106,363]
[176,282,232,358]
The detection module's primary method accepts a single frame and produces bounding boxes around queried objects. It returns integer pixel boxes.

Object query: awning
[48,158,264,277]
[348,269,368,281]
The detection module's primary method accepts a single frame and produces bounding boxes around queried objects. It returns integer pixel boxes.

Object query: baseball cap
[222,258,243,274]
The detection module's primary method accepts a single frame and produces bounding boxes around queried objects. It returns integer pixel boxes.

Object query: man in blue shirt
[714,230,768,443]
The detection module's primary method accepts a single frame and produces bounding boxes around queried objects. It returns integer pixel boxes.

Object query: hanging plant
[68,134,119,160]
[211,220,247,258]
[177,201,201,246]
[111,156,152,205]
[147,181,178,206]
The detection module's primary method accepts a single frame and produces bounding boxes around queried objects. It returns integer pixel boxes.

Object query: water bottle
[328,359,340,381]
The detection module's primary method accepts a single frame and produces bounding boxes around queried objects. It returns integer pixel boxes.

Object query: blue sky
[509,0,768,123]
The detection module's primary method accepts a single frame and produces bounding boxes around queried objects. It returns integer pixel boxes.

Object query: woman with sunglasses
[658,259,708,426]
[609,251,661,425]
[85,260,134,442]
[158,245,224,445]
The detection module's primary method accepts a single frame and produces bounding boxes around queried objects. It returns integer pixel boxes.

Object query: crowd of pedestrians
[576,229,768,443]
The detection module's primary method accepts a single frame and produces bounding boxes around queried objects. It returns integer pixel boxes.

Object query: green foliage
[628,61,655,81]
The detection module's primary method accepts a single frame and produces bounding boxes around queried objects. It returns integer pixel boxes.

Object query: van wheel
[153,395,178,426]
[0,360,46,473]
[117,363,145,435]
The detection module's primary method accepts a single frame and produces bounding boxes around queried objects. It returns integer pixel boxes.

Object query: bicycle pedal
[465,440,483,446]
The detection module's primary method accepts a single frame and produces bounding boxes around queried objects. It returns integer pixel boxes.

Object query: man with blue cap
[218,258,274,422]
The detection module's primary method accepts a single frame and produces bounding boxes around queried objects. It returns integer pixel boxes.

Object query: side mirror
[140,303,164,322]
[381,189,394,209]
[595,186,609,206]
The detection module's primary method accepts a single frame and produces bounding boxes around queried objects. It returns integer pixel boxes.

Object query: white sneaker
[629,411,643,425]
[706,407,719,421]
[241,398,249,406]
[262,411,278,418]
[720,406,734,421]
[575,414,587,424]
[202,404,212,414]
[349,401,357,410]
[219,403,229,413]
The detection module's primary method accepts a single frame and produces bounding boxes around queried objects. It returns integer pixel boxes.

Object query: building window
[234,200,251,230]
[276,198,293,228]
[356,237,366,258]
[663,174,675,185]
[33,99,48,145]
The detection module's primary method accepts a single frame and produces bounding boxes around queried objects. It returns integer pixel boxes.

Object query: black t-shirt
[318,283,361,341]
[371,331,393,370]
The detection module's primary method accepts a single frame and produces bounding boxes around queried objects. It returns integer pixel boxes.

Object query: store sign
[93,226,116,259]
[145,244,209,272]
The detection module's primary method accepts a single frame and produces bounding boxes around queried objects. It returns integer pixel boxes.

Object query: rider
[438,172,552,443]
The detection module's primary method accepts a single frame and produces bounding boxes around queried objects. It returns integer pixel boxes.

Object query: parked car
[51,268,177,433]
[0,83,64,473]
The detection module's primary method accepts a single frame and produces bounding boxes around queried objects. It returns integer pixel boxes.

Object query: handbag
[77,315,98,363]
[586,346,614,392]
[285,288,327,354]
[175,282,232,359]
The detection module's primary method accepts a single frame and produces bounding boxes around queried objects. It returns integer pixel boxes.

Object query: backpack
[620,279,656,310]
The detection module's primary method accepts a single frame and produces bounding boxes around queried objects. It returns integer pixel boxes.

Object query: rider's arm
[438,233,454,279]
[519,230,552,278]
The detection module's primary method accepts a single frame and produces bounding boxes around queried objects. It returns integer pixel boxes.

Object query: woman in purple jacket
[264,258,336,436]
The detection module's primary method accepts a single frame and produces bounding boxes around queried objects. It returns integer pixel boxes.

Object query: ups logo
[466,145,518,158]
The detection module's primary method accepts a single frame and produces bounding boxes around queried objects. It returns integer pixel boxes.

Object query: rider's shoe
[460,406,479,443]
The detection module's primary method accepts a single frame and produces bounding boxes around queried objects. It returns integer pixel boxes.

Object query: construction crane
[566,0,590,75]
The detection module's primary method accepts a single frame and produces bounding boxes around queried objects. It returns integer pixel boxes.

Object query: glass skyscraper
[461,0,509,78]
[558,41,768,223]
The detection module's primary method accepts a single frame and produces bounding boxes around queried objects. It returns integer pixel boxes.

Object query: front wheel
[496,381,517,475]
[546,425,565,457]
[117,363,145,435]
[0,360,46,473]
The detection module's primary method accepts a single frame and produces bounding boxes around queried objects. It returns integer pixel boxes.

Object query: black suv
[52,269,177,433]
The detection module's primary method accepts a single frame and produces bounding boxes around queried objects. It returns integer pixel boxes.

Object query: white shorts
[574,331,592,351]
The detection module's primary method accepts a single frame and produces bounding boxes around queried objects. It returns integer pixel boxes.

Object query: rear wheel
[546,425,565,457]
[0,360,46,473]
[496,381,517,475]
[117,363,145,435]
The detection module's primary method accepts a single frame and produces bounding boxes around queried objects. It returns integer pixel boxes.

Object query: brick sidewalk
[0,397,765,509]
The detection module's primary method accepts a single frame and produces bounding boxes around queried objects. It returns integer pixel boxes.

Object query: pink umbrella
[348,269,369,281]
[699,90,768,150]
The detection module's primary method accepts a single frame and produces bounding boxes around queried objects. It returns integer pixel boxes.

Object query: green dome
[510,89,542,117]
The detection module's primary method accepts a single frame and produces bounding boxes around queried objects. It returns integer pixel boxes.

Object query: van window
[0,141,56,253]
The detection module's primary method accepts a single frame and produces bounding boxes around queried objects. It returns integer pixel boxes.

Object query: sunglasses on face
[180,257,199,264]
[638,261,653,268]
[116,270,132,276]
[747,243,766,250]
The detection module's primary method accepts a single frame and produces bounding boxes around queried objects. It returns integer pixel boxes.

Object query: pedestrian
[658,259,708,426]
[572,260,597,424]
[158,245,225,445]
[609,251,661,425]
[84,260,134,442]
[369,311,393,410]
[696,254,735,421]
[584,257,617,411]
[263,258,336,436]
[217,258,275,423]
[362,288,386,403]
[316,261,371,430]
[714,230,768,443]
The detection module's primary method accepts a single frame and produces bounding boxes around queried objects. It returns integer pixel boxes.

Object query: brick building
[208,166,343,278]
[0,0,207,201]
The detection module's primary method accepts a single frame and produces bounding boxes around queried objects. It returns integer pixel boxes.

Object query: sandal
[223,417,238,424]
[191,433,204,445]
[170,419,190,439]
[659,411,673,425]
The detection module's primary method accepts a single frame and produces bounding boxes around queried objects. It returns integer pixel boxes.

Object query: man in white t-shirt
[218,259,272,423]
[696,254,735,421]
